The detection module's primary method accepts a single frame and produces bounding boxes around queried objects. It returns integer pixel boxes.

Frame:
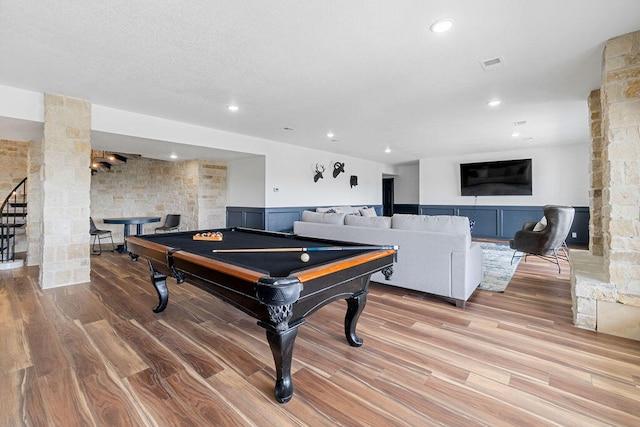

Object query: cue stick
[211,245,398,253]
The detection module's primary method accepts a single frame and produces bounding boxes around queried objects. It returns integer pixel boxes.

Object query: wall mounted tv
[460,159,532,196]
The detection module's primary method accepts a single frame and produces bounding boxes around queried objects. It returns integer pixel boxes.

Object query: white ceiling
[1,1,639,165]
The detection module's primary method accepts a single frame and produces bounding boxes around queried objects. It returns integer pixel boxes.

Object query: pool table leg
[345,290,368,347]
[264,323,301,403]
[256,280,304,403]
[147,260,169,313]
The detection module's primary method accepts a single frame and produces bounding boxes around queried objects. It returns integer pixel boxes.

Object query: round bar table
[103,216,161,253]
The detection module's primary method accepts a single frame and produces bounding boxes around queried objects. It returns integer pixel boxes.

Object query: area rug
[479,242,520,292]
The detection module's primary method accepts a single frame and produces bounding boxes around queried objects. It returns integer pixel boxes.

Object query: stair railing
[1,177,27,262]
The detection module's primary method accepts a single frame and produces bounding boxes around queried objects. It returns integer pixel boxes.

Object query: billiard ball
[300,252,310,262]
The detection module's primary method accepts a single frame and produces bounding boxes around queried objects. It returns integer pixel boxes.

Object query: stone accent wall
[90,157,227,244]
[587,90,604,257]
[571,30,640,340]
[0,140,29,194]
[39,94,92,288]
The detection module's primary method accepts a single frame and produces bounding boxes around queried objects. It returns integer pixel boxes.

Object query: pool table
[126,227,396,403]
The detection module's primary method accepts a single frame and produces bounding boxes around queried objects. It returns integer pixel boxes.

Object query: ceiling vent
[480,56,505,71]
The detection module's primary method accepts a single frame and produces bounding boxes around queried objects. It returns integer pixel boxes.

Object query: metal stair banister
[1,177,27,263]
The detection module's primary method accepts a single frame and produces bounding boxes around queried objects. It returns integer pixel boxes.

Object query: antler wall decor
[313,164,326,182]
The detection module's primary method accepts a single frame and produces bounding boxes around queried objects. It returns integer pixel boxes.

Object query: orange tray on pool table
[193,232,223,241]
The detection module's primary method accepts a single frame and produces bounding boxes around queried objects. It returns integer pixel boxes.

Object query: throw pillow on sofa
[316,206,364,215]
[359,207,377,217]
[302,210,346,225]
[345,214,391,229]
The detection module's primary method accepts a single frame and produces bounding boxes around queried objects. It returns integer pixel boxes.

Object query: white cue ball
[300,252,310,262]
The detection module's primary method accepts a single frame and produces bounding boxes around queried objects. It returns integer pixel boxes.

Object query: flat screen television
[460,159,532,196]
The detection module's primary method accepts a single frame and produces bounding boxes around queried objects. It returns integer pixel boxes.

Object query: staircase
[1,177,27,268]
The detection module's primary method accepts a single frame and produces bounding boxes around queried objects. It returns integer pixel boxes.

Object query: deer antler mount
[313,164,325,183]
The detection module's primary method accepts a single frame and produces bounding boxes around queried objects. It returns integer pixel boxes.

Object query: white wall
[419,143,590,206]
[1,85,590,210]
[0,85,44,142]
[227,156,266,207]
[0,85,43,121]
[228,150,384,208]
[393,164,420,204]
[91,104,386,208]
[265,145,383,207]
[1,86,387,209]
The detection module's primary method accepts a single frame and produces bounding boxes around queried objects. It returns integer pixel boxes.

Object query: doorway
[382,178,394,216]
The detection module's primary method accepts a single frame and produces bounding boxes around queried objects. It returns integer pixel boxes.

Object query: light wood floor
[2,247,640,426]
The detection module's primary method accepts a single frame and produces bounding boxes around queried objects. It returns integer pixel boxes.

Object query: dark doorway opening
[383,178,394,216]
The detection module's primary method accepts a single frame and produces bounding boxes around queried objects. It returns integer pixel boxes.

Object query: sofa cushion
[392,214,471,236]
[302,210,346,224]
[345,215,391,229]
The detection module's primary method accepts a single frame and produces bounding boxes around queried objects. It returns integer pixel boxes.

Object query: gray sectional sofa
[293,209,483,307]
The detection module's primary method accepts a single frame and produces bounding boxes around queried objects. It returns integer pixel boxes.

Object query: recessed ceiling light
[227,105,239,112]
[385,147,391,153]
[327,132,334,138]
[430,19,454,33]
[511,132,521,137]
[487,99,501,107]
[170,154,178,159]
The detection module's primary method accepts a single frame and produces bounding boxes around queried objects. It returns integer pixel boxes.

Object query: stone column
[39,94,91,288]
[601,31,640,299]
[571,30,640,340]
[26,140,43,267]
[587,90,604,257]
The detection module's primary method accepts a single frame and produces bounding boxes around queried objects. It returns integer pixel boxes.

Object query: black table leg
[255,279,304,403]
[117,224,132,253]
[146,260,169,313]
[265,324,301,403]
[345,290,368,347]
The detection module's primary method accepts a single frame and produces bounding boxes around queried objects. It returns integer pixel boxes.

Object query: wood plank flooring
[2,248,640,426]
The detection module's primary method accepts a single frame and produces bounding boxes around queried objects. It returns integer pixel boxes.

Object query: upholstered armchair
[509,205,575,273]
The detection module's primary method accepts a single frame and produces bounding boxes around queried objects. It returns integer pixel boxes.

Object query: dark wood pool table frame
[126,228,396,403]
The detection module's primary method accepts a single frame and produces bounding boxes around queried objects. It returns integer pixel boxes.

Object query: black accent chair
[509,205,575,273]
[90,217,115,255]
[155,214,181,233]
